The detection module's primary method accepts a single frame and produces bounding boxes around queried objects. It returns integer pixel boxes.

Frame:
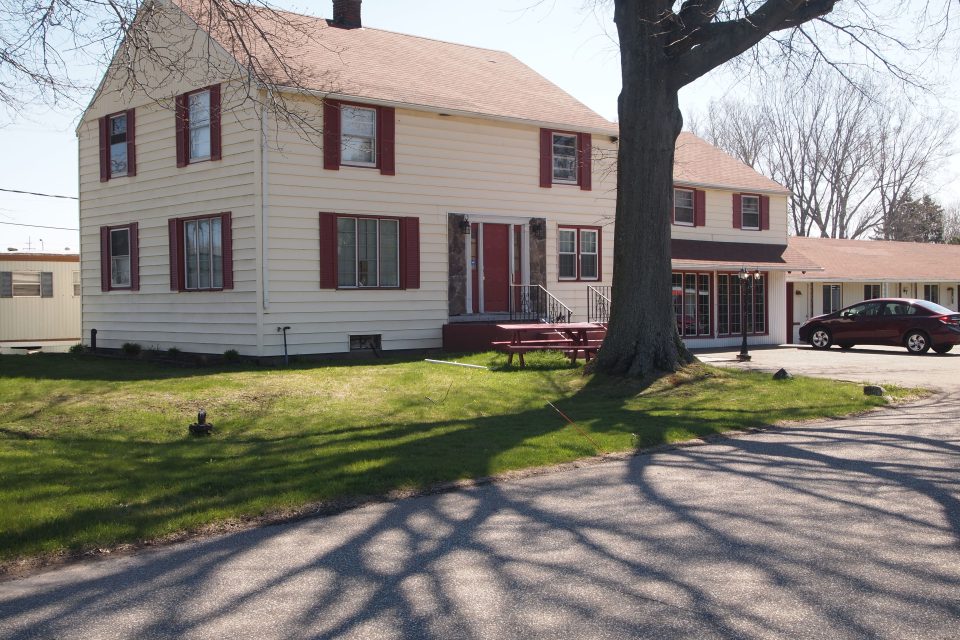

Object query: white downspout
[261,91,271,311]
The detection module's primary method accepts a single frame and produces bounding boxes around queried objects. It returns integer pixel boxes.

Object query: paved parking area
[696,344,960,392]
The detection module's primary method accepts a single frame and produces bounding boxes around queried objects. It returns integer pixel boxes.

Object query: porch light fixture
[459,218,471,235]
[737,267,762,362]
[529,218,546,240]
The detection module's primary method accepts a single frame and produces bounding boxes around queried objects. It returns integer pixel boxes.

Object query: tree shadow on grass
[1,392,959,638]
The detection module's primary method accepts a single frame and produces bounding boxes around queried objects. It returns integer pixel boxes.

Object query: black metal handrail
[587,285,612,324]
[509,284,573,323]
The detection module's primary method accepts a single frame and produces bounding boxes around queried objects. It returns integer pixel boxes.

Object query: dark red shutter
[401,216,420,290]
[379,106,396,176]
[539,128,552,188]
[209,84,222,161]
[694,189,706,227]
[99,117,110,182]
[319,212,338,288]
[100,226,110,291]
[169,218,181,290]
[129,222,140,291]
[733,194,742,229]
[323,100,341,171]
[175,93,188,167]
[578,132,592,191]
[760,195,770,230]
[221,212,233,289]
[125,109,137,177]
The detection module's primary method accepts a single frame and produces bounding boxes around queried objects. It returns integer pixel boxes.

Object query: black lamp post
[737,267,761,362]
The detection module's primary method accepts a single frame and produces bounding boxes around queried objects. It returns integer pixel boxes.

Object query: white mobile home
[0,253,81,353]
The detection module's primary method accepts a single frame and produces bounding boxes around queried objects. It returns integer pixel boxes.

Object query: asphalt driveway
[2,346,959,639]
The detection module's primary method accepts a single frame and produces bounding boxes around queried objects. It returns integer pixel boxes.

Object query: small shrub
[121,342,142,357]
[68,343,85,355]
[167,347,182,358]
[223,349,240,362]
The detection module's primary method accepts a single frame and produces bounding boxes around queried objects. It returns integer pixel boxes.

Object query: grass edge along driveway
[0,352,913,570]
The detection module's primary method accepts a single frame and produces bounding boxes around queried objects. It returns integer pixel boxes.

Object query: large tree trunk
[595,1,695,378]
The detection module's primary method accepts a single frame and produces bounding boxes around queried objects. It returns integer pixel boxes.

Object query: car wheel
[904,330,930,354]
[810,328,832,350]
[933,344,953,354]
[839,343,854,350]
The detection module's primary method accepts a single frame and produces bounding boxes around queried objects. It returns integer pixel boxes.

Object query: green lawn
[0,352,905,566]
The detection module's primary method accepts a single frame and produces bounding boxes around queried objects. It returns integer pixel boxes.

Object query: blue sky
[1,0,956,251]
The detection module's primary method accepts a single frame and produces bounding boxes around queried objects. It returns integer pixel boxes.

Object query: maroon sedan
[798,298,960,354]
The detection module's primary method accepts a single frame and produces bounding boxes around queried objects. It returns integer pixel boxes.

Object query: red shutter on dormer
[129,222,140,291]
[378,106,396,176]
[169,218,182,290]
[732,194,743,229]
[401,216,420,290]
[175,93,188,167]
[100,226,110,291]
[539,128,552,188]
[126,109,137,177]
[760,195,770,230]
[319,212,338,288]
[220,212,233,289]
[209,84,222,161]
[578,132,592,191]
[323,100,342,171]
[694,190,706,227]
[99,117,110,182]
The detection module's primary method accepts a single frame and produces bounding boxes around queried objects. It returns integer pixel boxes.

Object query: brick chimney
[332,0,362,29]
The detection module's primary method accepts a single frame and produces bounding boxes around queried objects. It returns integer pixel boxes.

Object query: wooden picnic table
[494,323,605,367]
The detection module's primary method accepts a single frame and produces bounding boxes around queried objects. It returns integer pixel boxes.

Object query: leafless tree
[943,201,960,244]
[694,74,954,241]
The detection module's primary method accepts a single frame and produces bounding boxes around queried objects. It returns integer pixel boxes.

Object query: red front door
[482,223,510,313]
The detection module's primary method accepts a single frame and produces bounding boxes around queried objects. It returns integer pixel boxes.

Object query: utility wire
[0,221,79,231]
[0,187,79,200]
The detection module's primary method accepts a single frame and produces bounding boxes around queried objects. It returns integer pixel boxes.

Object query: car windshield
[915,300,956,315]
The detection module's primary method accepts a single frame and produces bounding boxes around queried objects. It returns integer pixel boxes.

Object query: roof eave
[673,179,790,196]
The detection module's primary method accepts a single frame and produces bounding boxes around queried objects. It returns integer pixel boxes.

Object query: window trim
[673,188,695,227]
[740,194,761,231]
[717,271,769,337]
[176,84,221,167]
[73,271,81,297]
[335,214,401,289]
[557,225,601,282]
[100,222,139,292]
[323,99,396,175]
[672,271,714,338]
[168,212,233,292]
[99,108,136,182]
[539,128,592,190]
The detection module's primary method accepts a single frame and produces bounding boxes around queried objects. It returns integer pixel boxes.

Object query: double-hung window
[741,195,760,230]
[168,213,232,291]
[340,106,377,167]
[176,85,221,167]
[99,223,139,291]
[337,217,399,288]
[110,228,132,288]
[98,109,135,181]
[558,226,600,281]
[673,189,695,226]
[864,284,881,300]
[552,133,578,184]
[539,129,592,190]
[323,100,396,175]
[924,284,940,304]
